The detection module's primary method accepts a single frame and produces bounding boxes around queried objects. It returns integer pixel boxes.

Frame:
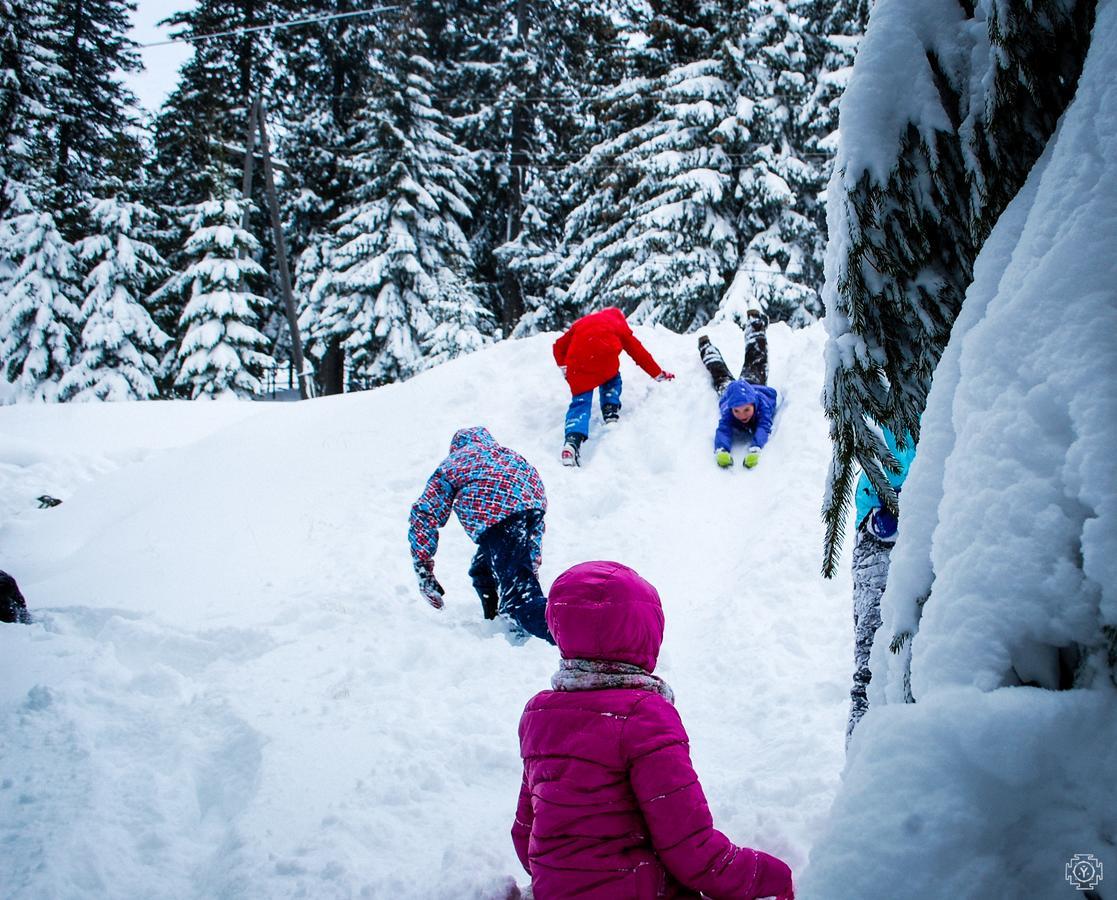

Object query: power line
[316,147,834,163]
[317,92,808,104]
[138,5,403,49]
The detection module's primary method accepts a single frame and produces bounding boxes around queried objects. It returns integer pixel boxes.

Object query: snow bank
[807,687,1117,899]
[0,400,274,529]
[0,322,851,898]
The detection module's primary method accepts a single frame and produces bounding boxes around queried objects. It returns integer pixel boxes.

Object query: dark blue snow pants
[468,509,554,644]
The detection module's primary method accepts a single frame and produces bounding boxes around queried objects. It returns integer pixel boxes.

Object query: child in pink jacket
[512,560,794,899]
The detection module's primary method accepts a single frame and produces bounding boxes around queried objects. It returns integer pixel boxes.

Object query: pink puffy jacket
[512,561,793,899]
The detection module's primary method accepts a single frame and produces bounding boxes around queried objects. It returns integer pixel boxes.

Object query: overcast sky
[125,1,196,114]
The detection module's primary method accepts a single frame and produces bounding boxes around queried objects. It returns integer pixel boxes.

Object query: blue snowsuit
[714,380,779,452]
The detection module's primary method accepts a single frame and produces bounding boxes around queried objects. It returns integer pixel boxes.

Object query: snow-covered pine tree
[272,0,380,394]
[428,0,629,336]
[0,197,82,400]
[502,1,631,334]
[501,175,573,336]
[148,1,283,246]
[820,0,1095,576]
[408,0,505,331]
[717,0,825,329]
[148,2,290,393]
[556,2,739,332]
[43,0,142,228]
[57,197,170,401]
[315,18,487,387]
[0,0,55,215]
[169,197,274,399]
[421,276,492,369]
[492,1,629,336]
[804,7,1116,892]
[796,0,871,325]
[800,0,871,167]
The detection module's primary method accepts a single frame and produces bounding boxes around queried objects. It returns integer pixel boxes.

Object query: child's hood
[545,561,665,672]
[724,379,759,409]
[449,426,497,453]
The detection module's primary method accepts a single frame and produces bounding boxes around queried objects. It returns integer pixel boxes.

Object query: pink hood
[545,560,664,672]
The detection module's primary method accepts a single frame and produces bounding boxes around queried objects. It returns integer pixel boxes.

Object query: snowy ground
[0,322,852,899]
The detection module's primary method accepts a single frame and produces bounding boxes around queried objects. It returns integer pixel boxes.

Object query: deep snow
[0,321,851,898]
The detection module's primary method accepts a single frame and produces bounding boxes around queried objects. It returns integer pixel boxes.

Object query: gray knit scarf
[551,658,675,704]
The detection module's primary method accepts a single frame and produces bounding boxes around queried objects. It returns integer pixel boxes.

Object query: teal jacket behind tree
[855,427,916,528]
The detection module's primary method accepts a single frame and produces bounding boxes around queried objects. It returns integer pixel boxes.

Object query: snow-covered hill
[0,321,851,899]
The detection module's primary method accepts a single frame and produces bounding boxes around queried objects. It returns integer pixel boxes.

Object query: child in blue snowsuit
[408,427,554,643]
[697,312,777,468]
[847,426,916,743]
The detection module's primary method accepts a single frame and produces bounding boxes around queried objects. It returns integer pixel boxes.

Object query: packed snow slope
[0,321,852,899]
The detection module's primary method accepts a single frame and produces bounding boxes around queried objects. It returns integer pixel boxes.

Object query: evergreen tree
[273,0,381,394]
[820,0,1095,576]
[147,2,290,391]
[58,197,170,401]
[801,0,871,164]
[721,0,825,328]
[45,0,143,223]
[169,197,273,398]
[148,1,285,227]
[431,0,629,336]
[422,278,492,368]
[555,2,738,331]
[314,16,487,386]
[557,57,739,331]
[0,0,56,214]
[501,175,572,335]
[0,198,81,399]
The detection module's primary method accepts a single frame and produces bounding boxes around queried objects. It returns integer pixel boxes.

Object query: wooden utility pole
[252,98,310,399]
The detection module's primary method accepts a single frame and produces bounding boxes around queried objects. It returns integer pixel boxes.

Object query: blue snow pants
[468,509,554,644]
[564,373,623,440]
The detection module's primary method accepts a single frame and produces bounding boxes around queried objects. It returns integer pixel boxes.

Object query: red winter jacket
[553,307,664,396]
[513,561,794,900]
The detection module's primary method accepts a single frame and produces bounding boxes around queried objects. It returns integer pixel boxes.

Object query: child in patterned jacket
[408,426,554,643]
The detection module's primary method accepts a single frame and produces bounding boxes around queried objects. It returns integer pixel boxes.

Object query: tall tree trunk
[321,337,345,395]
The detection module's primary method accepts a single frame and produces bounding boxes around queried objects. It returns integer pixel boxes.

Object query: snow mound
[1,321,850,898]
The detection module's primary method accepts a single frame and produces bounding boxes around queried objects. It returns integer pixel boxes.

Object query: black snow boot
[698,335,733,394]
[741,309,769,386]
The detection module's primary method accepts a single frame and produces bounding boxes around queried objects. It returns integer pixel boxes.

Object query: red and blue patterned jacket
[408,427,547,573]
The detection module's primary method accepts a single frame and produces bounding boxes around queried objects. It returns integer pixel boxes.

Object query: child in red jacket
[513,560,794,899]
[553,308,674,466]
